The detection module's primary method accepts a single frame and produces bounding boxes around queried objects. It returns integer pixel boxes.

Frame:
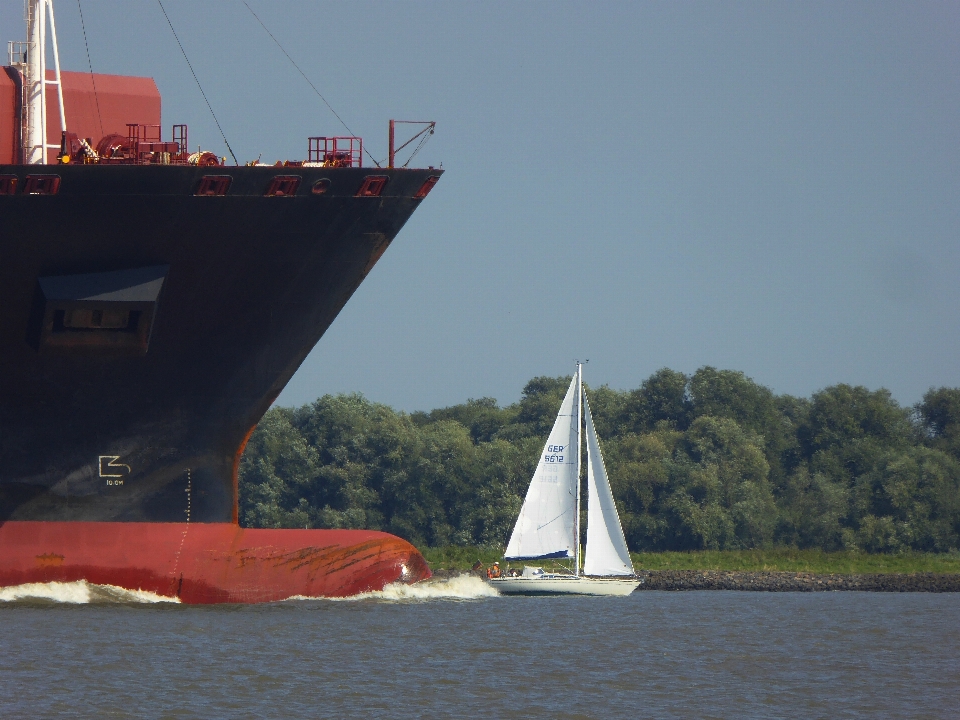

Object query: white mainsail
[504,374,580,560]
[582,393,634,576]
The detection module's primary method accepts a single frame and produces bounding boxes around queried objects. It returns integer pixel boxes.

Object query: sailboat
[489,364,641,596]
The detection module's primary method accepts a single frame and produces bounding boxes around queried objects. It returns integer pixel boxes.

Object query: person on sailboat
[487,562,501,579]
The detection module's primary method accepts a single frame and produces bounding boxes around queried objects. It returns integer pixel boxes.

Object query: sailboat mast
[574,362,583,577]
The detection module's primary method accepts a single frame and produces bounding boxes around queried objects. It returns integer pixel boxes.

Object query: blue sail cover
[504,549,572,561]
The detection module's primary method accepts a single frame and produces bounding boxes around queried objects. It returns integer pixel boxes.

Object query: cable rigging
[76,0,103,139]
[156,0,238,165]
[392,122,435,168]
[241,0,382,168]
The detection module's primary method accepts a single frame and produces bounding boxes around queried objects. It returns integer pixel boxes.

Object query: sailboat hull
[488,576,640,597]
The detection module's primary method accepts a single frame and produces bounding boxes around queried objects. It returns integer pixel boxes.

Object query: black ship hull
[0,164,441,523]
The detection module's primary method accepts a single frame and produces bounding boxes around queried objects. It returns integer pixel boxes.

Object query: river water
[1,577,957,719]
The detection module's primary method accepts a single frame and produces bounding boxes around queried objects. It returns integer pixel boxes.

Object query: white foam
[0,580,179,605]
[288,574,500,603]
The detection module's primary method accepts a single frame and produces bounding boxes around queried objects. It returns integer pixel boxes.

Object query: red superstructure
[0,68,160,164]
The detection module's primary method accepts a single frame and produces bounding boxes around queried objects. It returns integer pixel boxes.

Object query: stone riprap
[637,570,960,592]
[429,568,960,591]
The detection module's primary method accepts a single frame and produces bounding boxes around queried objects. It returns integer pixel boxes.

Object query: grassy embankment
[421,546,960,575]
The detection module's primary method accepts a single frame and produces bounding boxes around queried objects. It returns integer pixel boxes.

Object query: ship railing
[7,40,27,66]
[173,124,188,156]
[124,124,180,164]
[307,137,362,168]
[66,123,207,166]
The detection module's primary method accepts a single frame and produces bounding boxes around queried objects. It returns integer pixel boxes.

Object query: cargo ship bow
[0,0,440,602]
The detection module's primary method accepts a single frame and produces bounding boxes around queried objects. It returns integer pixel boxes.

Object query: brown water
[1,577,957,718]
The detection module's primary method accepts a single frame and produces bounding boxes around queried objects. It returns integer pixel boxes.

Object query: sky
[5,1,959,412]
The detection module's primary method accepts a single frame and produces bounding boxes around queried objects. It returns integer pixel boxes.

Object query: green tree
[238,374,960,555]
[239,408,321,529]
[675,415,775,549]
[413,397,515,444]
[689,367,800,491]
[775,467,849,550]
[850,446,960,552]
[498,376,571,441]
[604,429,682,550]
[800,384,913,482]
[621,368,691,433]
[916,387,960,460]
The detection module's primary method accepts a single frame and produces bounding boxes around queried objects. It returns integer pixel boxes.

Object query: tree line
[238,368,960,553]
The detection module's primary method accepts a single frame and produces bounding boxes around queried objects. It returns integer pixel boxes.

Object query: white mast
[47,1,66,135]
[22,0,66,164]
[574,362,583,577]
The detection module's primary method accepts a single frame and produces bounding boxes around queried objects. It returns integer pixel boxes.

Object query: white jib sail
[582,393,634,576]
[504,374,580,560]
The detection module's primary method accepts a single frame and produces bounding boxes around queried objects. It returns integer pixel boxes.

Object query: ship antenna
[241,1,382,168]
[156,0,238,166]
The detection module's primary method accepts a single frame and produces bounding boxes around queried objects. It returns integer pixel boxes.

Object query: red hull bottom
[0,521,431,604]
